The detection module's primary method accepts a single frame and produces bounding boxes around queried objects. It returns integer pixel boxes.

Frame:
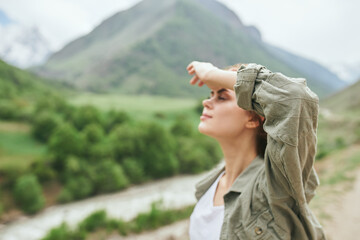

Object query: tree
[63,175,94,200]
[0,101,18,120]
[93,160,129,193]
[176,137,208,173]
[48,123,83,166]
[110,123,146,162]
[170,115,194,137]
[106,110,130,133]
[82,123,104,144]
[140,122,179,178]
[13,174,45,214]
[32,111,62,142]
[122,158,146,183]
[71,105,103,131]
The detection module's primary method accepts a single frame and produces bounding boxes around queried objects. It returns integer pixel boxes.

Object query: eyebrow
[210,88,228,95]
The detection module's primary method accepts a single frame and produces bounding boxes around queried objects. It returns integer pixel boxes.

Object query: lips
[200,113,212,120]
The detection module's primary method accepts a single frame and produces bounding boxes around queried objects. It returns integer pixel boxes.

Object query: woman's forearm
[206,68,237,90]
[187,61,238,90]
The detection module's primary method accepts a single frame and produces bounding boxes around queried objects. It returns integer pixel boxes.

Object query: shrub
[63,176,94,200]
[34,95,68,115]
[116,219,129,236]
[31,158,57,183]
[106,110,130,132]
[13,174,45,214]
[195,134,222,166]
[57,188,73,203]
[335,137,346,149]
[32,112,62,142]
[194,98,204,115]
[93,160,129,193]
[110,124,146,161]
[140,122,179,178]
[0,101,18,120]
[170,115,194,137]
[41,223,86,240]
[316,140,331,160]
[122,158,146,184]
[176,137,211,174]
[79,210,107,232]
[41,223,71,240]
[82,123,104,144]
[71,105,103,131]
[85,141,113,161]
[49,123,83,161]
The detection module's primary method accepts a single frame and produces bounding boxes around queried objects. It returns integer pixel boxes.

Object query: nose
[202,98,213,109]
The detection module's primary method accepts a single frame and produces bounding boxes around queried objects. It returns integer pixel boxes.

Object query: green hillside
[0,58,72,123]
[35,0,344,97]
[322,79,360,113]
[0,59,61,101]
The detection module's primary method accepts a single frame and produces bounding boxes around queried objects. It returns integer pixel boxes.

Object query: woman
[187,61,325,240]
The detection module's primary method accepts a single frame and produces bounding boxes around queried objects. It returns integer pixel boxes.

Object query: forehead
[210,88,235,95]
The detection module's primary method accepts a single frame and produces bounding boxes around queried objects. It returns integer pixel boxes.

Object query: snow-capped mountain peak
[0,21,53,68]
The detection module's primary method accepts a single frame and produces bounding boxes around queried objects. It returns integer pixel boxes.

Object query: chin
[198,124,215,138]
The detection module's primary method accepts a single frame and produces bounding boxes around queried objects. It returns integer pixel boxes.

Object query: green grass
[0,132,46,156]
[321,79,360,112]
[0,122,47,172]
[321,148,360,186]
[69,92,198,112]
[68,92,203,128]
[42,202,195,240]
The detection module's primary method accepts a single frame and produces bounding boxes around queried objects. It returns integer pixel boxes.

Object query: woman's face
[198,87,253,140]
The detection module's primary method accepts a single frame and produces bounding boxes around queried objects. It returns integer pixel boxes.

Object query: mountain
[34,0,345,98]
[330,61,360,84]
[264,44,346,93]
[0,22,53,68]
[322,78,360,112]
[0,58,67,101]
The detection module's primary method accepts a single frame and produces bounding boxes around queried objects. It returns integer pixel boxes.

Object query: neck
[216,132,257,190]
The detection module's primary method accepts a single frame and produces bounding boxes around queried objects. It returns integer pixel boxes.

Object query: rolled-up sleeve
[234,64,319,204]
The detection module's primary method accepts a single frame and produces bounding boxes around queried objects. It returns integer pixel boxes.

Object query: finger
[186,61,196,71]
[188,68,195,75]
[198,81,205,87]
[190,75,199,85]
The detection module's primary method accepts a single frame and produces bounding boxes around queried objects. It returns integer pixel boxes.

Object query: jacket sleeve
[233,64,319,205]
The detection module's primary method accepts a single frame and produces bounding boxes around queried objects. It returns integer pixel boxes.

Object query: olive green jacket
[194,64,326,240]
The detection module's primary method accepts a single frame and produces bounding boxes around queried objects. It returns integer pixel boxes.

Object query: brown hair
[225,64,267,158]
[249,111,267,158]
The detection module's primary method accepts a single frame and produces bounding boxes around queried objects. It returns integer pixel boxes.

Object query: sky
[0,0,359,79]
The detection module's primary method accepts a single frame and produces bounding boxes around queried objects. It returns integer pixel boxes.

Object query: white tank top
[189,171,225,240]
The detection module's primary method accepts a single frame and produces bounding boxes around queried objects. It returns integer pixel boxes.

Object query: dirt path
[322,168,360,240]
[0,172,209,240]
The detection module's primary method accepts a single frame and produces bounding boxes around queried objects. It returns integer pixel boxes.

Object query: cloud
[0,0,140,49]
[0,0,359,66]
[218,0,360,65]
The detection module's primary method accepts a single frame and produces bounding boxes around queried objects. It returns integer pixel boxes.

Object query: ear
[245,113,264,129]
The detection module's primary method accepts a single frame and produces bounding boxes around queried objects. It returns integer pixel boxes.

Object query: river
[0,171,211,240]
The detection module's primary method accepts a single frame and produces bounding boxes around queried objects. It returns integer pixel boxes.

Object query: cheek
[199,103,248,137]
[219,109,247,132]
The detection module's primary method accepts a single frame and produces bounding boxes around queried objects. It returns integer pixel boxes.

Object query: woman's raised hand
[187,61,216,86]
[187,61,237,90]
[187,61,220,88]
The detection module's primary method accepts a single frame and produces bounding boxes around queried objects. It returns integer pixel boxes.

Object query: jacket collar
[195,155,263,200]
[229,155,264,193]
